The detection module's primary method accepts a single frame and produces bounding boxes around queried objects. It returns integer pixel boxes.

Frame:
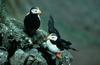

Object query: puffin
[48,16,77,51]
[24,7,42,37]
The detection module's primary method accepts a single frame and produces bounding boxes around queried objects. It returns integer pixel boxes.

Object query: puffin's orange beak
[38,10,42,15]
[56,52,62,59]
[36,7,42,15]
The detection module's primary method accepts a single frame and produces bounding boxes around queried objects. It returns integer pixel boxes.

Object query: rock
[0,17,48,65]
[10,49,47,65]
[0,47,8,65]
[0,18,33,50]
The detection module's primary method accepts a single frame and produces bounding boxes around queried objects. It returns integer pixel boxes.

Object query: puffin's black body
[48,16,72,50]
[24,8,40,37]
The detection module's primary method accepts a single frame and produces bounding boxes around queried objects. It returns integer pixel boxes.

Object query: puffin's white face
[47,33,58,41]
[31,7,42,14]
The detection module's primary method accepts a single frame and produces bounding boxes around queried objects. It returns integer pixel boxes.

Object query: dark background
[2,0,100,65]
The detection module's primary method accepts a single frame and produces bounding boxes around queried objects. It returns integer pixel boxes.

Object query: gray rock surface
[10,49,47,65]
[0,18,47,65]
[0,47,8,65]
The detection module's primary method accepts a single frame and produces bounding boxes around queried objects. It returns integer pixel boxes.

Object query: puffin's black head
[24,7,42,37]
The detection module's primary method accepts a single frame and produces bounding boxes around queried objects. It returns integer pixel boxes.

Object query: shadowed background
[2,0,100,65]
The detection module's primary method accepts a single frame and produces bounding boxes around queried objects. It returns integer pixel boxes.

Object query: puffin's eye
[52,37,55,39]
[35,10,37,12]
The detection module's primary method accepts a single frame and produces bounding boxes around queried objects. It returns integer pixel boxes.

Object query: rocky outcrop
[0,18,47,65]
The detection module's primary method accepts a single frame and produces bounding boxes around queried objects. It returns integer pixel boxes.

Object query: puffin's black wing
[48,16,61,38]
[60,39,72,45]
[60,39,78,51]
